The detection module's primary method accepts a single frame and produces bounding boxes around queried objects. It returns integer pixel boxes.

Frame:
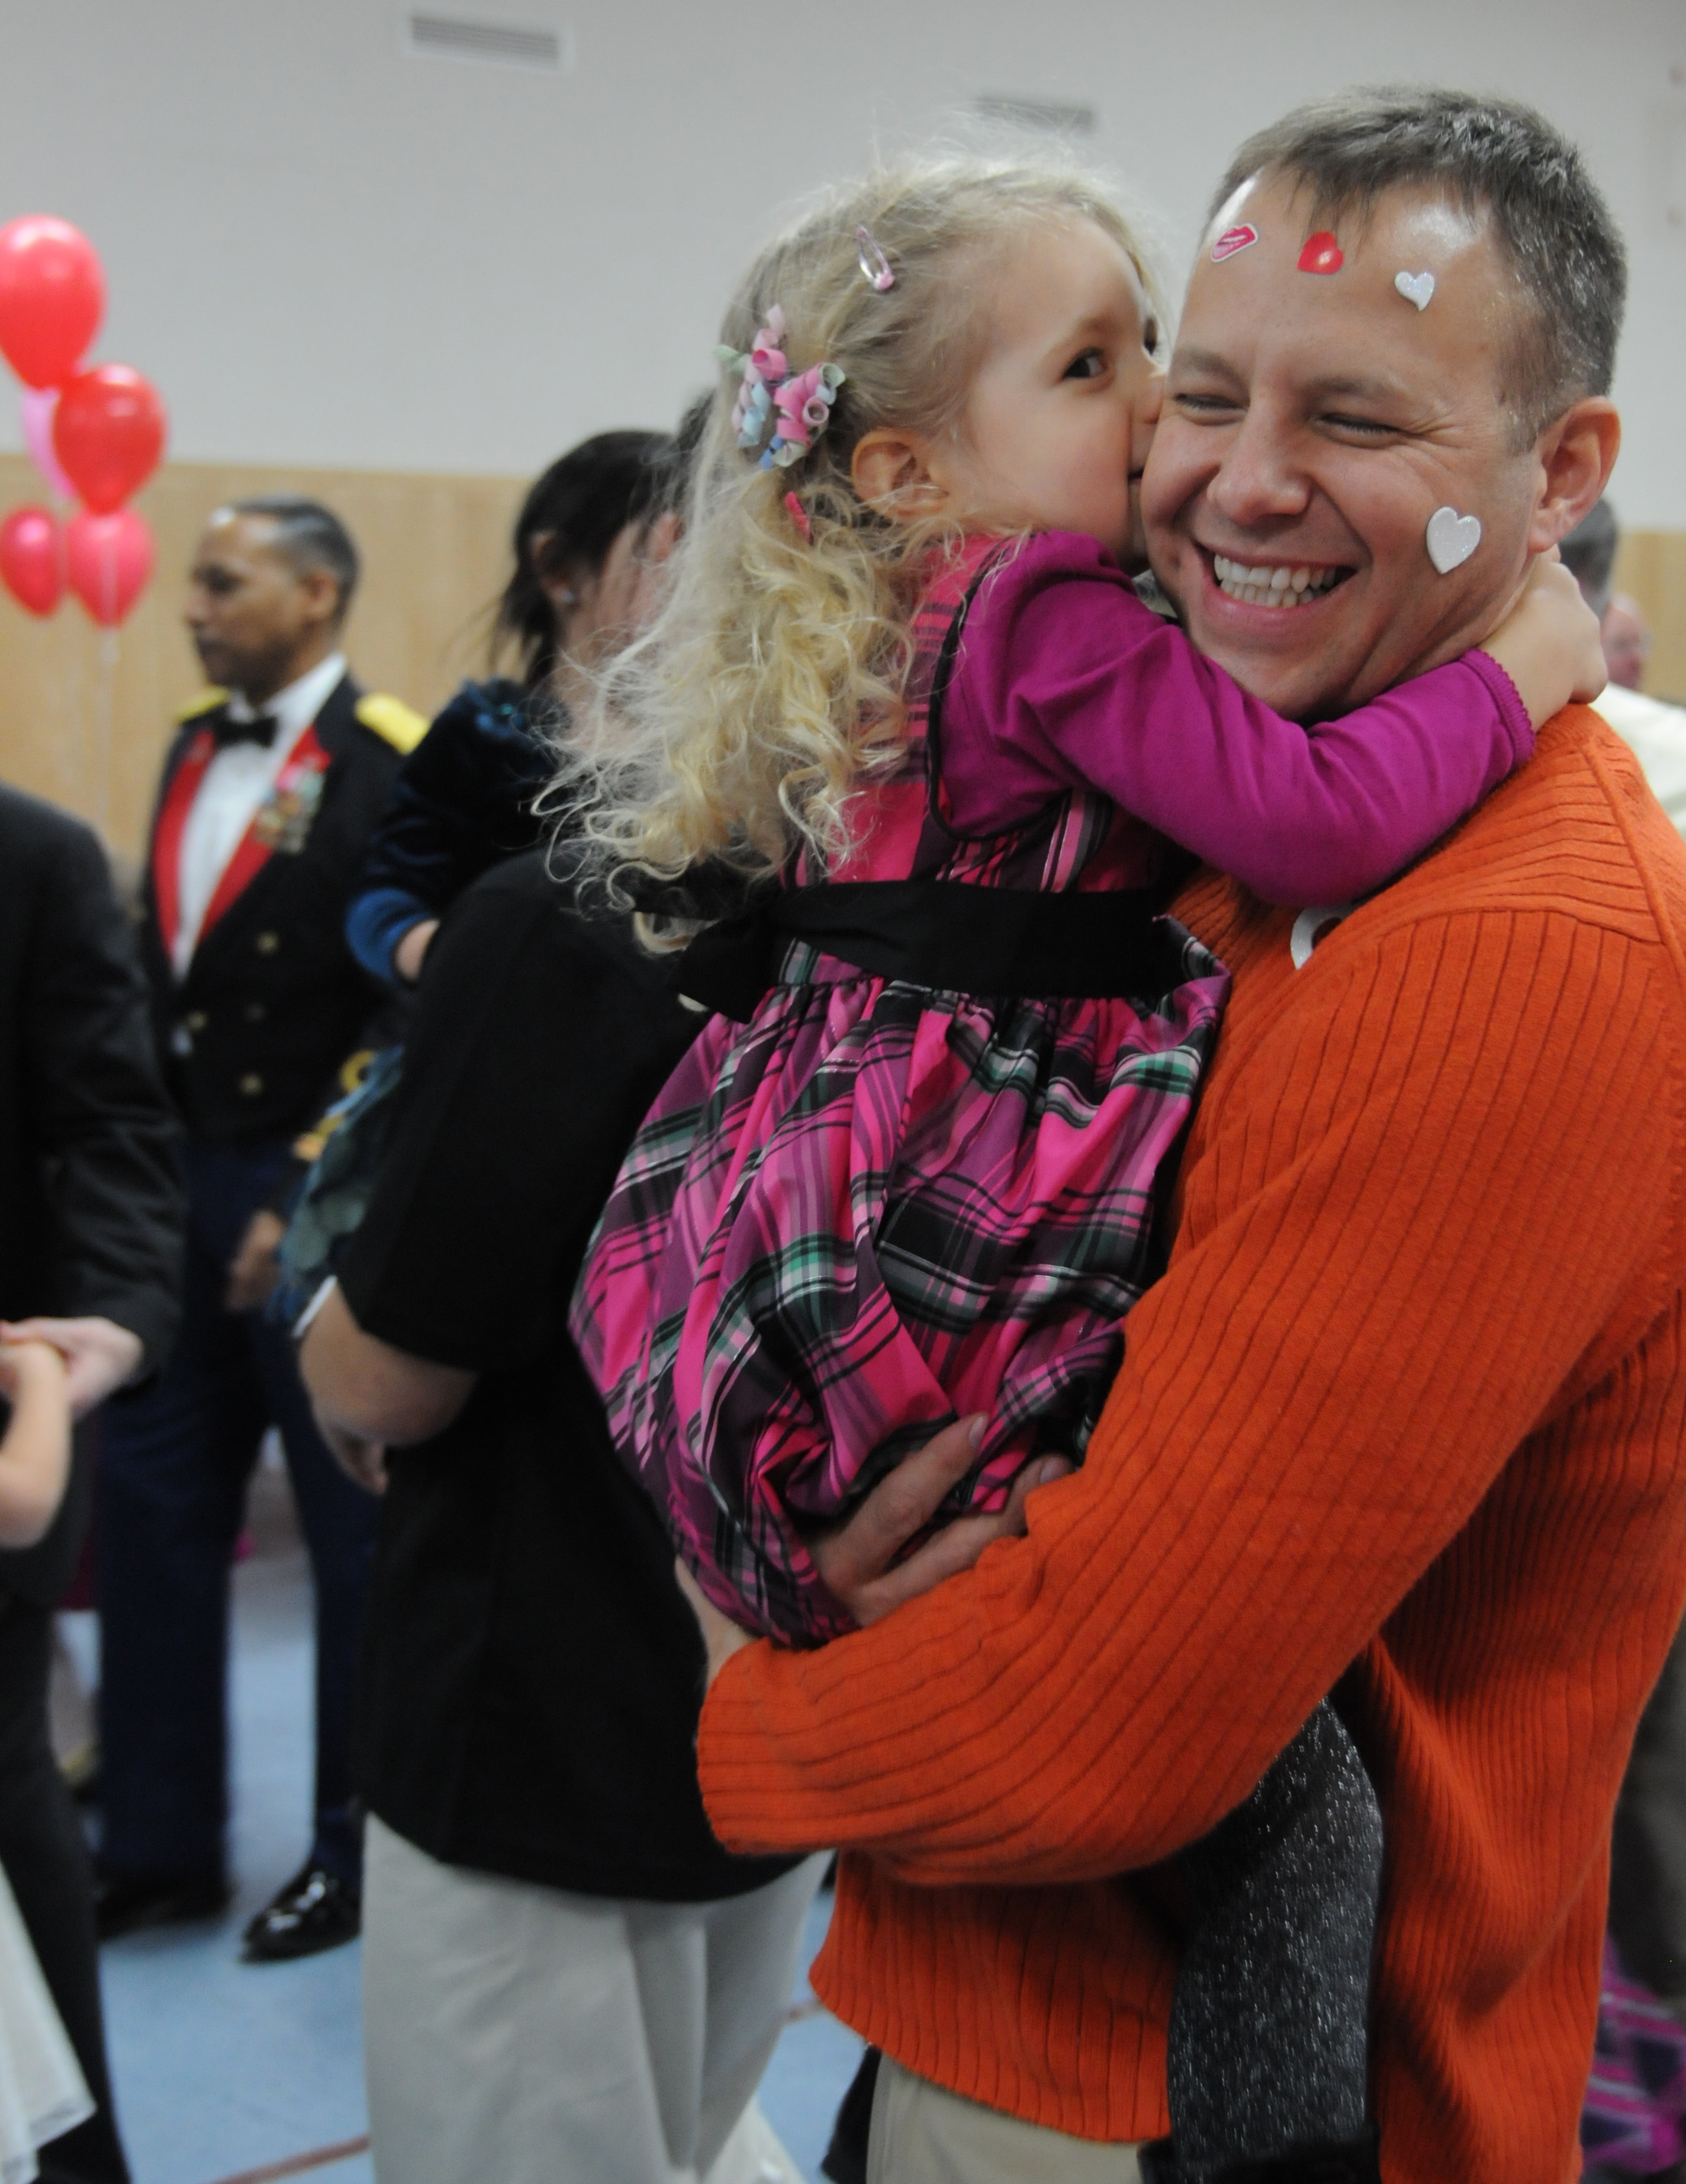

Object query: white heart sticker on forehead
[1426,506,1481,575]
[1395,270,1436,311]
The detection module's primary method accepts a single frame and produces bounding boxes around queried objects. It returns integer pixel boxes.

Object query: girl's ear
[851,428,948,521]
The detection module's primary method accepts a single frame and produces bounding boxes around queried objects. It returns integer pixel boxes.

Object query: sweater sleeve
[940,534,1534,906]
[697,903,1675,1882]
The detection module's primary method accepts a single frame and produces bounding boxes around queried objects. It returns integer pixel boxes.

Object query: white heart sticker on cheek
[1395,270,1436,310]
[1426,506,1482,575]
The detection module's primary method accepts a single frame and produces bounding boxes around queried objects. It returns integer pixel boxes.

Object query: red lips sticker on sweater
[1297,232,1344,274]
[1211,224,1259,263]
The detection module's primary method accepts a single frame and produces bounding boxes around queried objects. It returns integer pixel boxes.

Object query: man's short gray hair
[1212,88,1627,444]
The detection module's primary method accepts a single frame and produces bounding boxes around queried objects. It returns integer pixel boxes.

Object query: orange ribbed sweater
[698,709,1686,2183]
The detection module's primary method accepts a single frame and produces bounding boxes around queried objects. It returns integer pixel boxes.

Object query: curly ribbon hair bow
[715,305,845,471]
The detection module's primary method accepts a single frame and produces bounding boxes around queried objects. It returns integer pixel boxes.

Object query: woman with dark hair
[344,428,675,989]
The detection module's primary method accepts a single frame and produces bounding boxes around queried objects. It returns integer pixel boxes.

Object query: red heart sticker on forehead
[1297,232,1344,275]
[1210,223,1259,263]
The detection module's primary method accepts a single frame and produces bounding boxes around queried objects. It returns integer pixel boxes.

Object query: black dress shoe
[94,1866,231,1941]
[241,1863,361,1962]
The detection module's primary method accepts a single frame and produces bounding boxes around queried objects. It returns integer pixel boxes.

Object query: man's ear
[1529,397,1621,553]
[298,563,345,633]
[851,427,948,520]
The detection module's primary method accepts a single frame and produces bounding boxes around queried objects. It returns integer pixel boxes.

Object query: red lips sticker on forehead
[1296,233,1344,275]
[1210,224,1259,263]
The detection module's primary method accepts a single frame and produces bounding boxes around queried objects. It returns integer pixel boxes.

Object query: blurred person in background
[1602,594,1653,691]
[1561,499,1686,838]
[344,422,693,993]
[269,423,699,1337]
[300,432,822,2184]
[95,498,425,1964]
[0,779,184,2182]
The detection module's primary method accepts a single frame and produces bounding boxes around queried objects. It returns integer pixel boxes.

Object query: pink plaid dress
[571,537,1229,1642]
[572,530,1534,1644]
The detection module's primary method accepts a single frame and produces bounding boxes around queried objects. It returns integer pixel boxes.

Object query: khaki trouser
[868,2056,1146,2182]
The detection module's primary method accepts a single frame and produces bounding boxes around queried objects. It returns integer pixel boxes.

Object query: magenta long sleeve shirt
[939,532,1535,906]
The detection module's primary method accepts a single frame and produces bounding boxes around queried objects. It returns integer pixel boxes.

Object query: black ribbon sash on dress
[673,878,1195,1022]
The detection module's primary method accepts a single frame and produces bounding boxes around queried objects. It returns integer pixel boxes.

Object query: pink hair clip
[783,491,812,543]
[855,226,895,292]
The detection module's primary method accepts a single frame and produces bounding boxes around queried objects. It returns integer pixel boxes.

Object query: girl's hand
[1479,552,1608,727]
[0,1316,140,1417]
[0,1340,72,1550]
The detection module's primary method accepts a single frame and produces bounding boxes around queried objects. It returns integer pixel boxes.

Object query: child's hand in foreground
[0,1315,142,1416]
[0,1338,72,1550]
[0,1337,67,1404]
[1479,550,1608,728]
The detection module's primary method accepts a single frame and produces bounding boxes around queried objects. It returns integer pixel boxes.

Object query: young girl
[568,159,1601,2182]
[0,1337,95,2184]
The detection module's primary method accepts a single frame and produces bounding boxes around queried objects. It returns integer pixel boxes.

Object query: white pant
[362,1813,826,2184]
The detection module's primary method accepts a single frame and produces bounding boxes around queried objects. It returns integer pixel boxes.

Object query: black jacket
[345,678,554,985]
[0,785,184,1604]
[137,672,412,1146]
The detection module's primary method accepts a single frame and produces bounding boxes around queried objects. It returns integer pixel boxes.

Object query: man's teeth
[1212,554,1344,608]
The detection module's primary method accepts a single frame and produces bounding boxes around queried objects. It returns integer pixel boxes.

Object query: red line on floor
[202,2135,371,2184]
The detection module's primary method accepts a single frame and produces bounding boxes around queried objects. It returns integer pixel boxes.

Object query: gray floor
[82,1459,864,2184]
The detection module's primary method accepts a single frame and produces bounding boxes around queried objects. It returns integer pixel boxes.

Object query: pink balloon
[0,506,63,616]
[19,388,73,500]
[65,506,152,627]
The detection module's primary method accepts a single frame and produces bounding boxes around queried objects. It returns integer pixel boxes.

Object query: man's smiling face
[1143,171,1599,719]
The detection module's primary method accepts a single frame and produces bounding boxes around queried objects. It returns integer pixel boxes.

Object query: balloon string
[96,626,117,842]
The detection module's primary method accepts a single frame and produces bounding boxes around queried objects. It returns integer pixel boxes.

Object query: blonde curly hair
[565,154,1164,896]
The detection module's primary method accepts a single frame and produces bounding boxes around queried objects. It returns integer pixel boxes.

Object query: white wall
[1,0,1682,520]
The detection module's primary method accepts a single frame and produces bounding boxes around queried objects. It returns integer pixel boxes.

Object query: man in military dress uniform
[96,497,426,1961]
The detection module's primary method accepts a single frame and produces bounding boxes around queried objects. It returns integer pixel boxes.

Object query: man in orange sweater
[690,92,1684,2184]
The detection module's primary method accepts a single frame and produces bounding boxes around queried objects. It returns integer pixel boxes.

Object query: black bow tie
[214,712,279,751]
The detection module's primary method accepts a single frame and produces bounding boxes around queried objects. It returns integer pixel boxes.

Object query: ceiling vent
[407,13,569,68]
[973,94,1096,136]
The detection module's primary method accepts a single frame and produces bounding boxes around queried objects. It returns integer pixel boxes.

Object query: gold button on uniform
[256,932,279,955]
[239,1073,264,1098]
[185,1011,207,1033]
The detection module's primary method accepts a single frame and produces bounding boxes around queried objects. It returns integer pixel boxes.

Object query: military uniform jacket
[138,670,424,1147]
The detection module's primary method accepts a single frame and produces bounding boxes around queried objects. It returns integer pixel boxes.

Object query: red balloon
[0,217,104,390]
[65,507,152,627]
[53,365,166,514]
[0,507,63,616]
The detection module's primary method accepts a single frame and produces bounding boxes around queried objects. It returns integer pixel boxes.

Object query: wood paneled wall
[0,456,525,865]
[1614,532,1686,709]
[0,453,1681,865]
